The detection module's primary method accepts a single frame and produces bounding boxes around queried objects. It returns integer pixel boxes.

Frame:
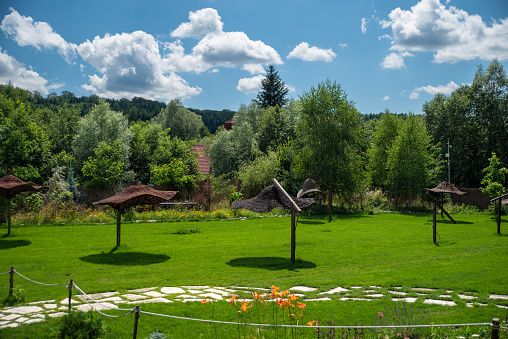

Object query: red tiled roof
[192,144,210,175]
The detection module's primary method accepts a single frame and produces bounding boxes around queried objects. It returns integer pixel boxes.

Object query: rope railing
[2,267,506,339]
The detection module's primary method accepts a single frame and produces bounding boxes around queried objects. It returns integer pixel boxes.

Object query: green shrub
[50,311,105,339]
[146,329,168,339]
[3,286,26,306]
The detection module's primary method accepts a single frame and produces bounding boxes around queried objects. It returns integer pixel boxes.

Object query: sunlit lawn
[0,211,507,337]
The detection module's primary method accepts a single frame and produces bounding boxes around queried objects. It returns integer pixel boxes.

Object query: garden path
[1,285,507,329]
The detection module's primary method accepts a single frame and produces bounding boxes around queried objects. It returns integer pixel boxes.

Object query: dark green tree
[256,65,289,108]
[152,99,205,141]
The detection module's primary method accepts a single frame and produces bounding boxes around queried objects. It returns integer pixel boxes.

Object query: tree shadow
[0,239,32,250]
[298,220,325,225]
[79,252,170,266]
[226,257,316,271]
[429,220,474,225]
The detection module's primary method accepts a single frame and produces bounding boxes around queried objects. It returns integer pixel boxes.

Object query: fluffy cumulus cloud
[380,0,508,63]
[236,75,264,93]
[287,42,336,62]
[0,8,77,63]
[78,31,202,101]
[410,80,460,99]
[380,52,405,69]
[0,47,62,94]
[171,8,223,38]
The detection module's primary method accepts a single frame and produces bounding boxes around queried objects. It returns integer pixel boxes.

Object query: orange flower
[297,302,306,309]
[229,295,238,305]
[201,298,210,304]
[307,320,316,326]
[238,301,250,313]
[290,293,299,301]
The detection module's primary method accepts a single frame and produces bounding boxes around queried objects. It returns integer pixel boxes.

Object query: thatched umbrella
[425,181,466,244]
[0,173,49,236]
[232,179,315,263]
[297,178,322,199]
[93,185,178,247]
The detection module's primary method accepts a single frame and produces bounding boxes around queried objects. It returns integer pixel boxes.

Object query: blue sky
[0,0,507,114]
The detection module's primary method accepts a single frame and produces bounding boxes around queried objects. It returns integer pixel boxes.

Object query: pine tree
[256,65,289,108]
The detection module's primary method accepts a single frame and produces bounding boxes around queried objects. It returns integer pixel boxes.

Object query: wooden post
[116,210,122,247]
[291,206,296,263]
[133,305,141,339]
[440,194,444,219]
[7,198,11,236]
[491,318,500,339]
[328,189,332,222]
[497,199,501,235]
[9,267,14,296]
[433,201,437,245]
[67,279,73,313]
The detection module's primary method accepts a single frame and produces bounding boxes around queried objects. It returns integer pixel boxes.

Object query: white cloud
[0,47,62,94]
[287,42,336,62]
[78,31,202,101]
[0,8,77,63]
[381,0,508,63]
[236,75,264,93]
[382,95,390,101]
[380,52,405,69]
[171,8,223,38]
[361,17,369,34]
[411,80,460,98]
[339,43,348,48]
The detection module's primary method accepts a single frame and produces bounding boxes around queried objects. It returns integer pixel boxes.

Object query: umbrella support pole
[427,193,455,224]
[291,206,296,263]
[7,198,11,236]
[116,210,121,247]
[432,201,437,245]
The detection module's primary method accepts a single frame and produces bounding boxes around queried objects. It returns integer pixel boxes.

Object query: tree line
[0,60,506,210]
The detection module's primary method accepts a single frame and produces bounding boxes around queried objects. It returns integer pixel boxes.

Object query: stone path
[1,285,507,330]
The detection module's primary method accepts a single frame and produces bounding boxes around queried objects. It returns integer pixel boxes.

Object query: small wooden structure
[425,181,466,244]
[0,173,48,236]
[231,179,315,263]
[94,185,178,247]
[490,192,508,235]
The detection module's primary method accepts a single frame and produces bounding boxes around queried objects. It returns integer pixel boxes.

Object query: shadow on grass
[298,220,325,225]
[428,219,474,225]
[226,257,316,271]
[0,239,32,250]
[79,252,170,266]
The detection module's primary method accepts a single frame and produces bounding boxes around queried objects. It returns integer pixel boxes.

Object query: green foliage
[237,151,279,197]
[386,115,433,200]
[256,64,289,108]
[256,105,297,154]
[152,99,205,141]
[372,302,431,339]
[229,190,243,204]
[44,166,74,203]
[150,160,196,191]
[3,286,26,306]
[295,79,366,199]
[481,152,508,199]
[188,107,235,134]
[82,141,125,189]
[146,329,168,339]
[50,311,105,339]
[129,122,164,183]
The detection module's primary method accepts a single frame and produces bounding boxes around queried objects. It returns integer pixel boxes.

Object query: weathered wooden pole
[491,318,500,339]
[67,279,74,313]
[291,206,296,263]
[433,200,437,245]
[497,199,501,235]
[7,198,11,236]
[9,267,14,296]
[116,210,122,247]
[133,305,141,339]
[328,189,332,222]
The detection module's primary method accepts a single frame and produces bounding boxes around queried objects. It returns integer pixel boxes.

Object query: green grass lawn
[1,212,507,338]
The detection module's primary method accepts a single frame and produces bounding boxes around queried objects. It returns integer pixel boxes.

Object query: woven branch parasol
[231,185,314,213]
[0,174,49,236]
[425,181,466,195]
[94,184,178,246]
[297,178,322,198]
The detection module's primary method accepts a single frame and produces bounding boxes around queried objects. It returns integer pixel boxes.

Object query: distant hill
[188,108,235,134]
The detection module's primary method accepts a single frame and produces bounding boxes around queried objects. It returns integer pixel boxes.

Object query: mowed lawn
[1,212,507,302]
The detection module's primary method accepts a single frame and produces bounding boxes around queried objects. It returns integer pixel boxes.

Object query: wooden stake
[116,210,122,247]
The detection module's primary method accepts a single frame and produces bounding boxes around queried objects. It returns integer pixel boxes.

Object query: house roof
[192,144,210,175]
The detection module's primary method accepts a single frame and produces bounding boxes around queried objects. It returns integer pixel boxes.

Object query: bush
[146,329,168,339]
[3,286,26,306]
[51,311,105,339]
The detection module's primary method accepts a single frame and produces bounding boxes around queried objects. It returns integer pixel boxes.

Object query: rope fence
[2,266,507,338]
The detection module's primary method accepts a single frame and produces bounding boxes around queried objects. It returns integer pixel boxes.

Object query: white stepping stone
[0,322,19,328]
[182,299,204,302]
[290,286,318,292]
[390,291,407,296]
[391,297,418,303]
[490,294,508,300]
[161,287,186,294]
[48,312,67,318]
[363,290,376,293]
[496,305,508,309]
[199,293,223,300]
[176,294,199,299]
[412,288,436,292]
[127,298,173,304]
[304,297,332,301]
[44,304,58,309]
[370,286,381,289]
[79,292,118,300]
[181,286,209,289]
[128,287,157,293]
[143,291,166,298]
[2,314,21,321]
[99,297,124,303]
[424,299,456,306]
[318,287,349,294]
[59,298,80,305]
[15,317,28,323]
[4,306,44,314]
[76,302,118,312]
[204,288,231,296]
[366,294,384,298]
[340,298,372,301]
[351,286,363,289]
[187,289,204,294]
[123,294,148,301]
[466,303,487,308]
[439,295,452,298]
[29,300,55,305]
[458,294,476,300]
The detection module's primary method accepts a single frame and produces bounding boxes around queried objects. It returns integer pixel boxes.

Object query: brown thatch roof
[231,185,315,213]
[297,178,322,198]
[0,174,49,199]
[425,181,466,195]
[93,184,178,211]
